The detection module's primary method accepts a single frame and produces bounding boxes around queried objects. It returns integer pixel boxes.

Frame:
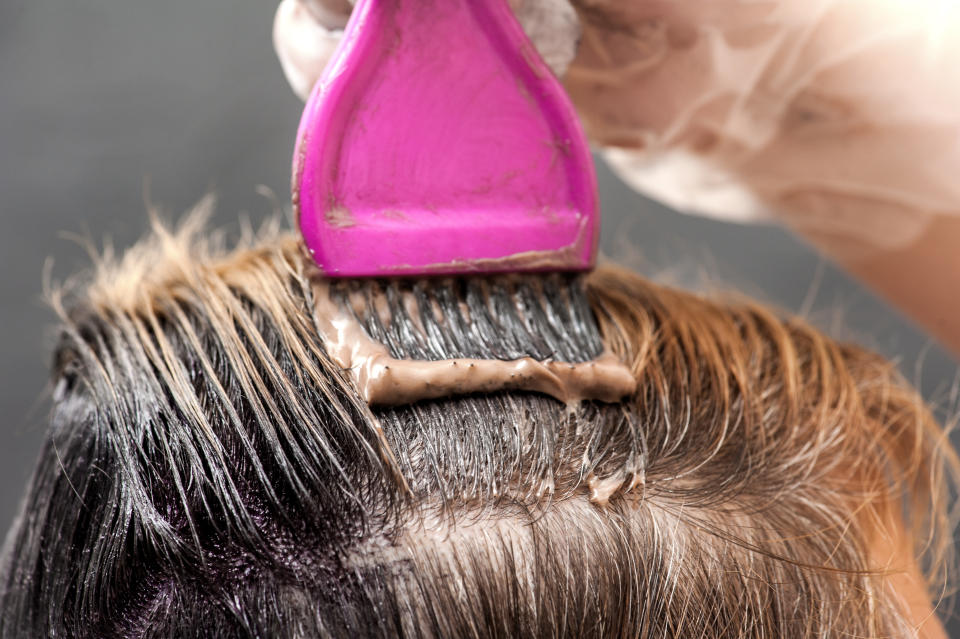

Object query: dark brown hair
[1,214,955,637]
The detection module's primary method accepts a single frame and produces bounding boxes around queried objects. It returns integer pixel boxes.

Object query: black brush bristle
[328,273,604,363]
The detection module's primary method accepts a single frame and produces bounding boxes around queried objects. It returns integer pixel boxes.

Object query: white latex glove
[273,0,581,101]
[563,0,960,257]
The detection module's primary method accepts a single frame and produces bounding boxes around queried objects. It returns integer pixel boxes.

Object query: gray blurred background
[1,0,958,631]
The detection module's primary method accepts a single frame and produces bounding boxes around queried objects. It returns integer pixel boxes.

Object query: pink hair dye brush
[293,0,599,277]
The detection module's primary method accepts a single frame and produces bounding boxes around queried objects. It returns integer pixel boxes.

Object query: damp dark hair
[1,213,957,638]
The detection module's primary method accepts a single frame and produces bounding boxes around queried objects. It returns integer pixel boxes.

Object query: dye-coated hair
[1,212,956,637]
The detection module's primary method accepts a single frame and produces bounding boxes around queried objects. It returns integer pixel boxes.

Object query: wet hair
[0,214,956,637]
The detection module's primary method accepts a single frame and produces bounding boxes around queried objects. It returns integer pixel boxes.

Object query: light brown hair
[1,214,956,637]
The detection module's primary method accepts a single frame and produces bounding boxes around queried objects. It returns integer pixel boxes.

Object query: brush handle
[294,0,599,277]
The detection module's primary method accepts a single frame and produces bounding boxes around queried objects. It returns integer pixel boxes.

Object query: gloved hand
[564,1,960,253]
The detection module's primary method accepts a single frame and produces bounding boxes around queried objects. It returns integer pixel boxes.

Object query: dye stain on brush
[294,0,631,406]
[313,275,636,406]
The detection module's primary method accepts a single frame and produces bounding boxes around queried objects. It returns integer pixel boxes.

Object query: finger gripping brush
[294,0,599,277]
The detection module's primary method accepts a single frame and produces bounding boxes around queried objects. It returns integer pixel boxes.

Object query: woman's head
[1,215,955,637]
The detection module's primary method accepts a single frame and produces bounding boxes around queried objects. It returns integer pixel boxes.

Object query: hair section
[0,214,955,638]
